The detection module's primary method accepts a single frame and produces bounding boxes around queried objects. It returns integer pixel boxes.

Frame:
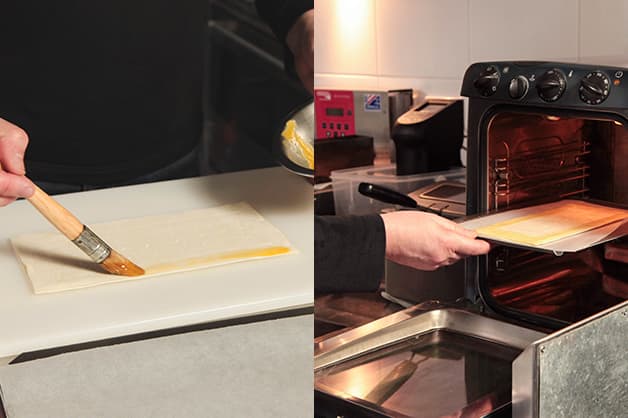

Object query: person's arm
[0,118,34,206]
[315,212,491,293]
[255,0,314,93]
[315,214,386,293]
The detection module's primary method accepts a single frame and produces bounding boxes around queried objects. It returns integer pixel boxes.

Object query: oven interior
[315,330,520,418]
[481,109,628,327]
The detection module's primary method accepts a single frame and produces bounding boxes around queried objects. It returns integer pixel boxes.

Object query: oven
[314,62,628,418]
[463,61,628,330]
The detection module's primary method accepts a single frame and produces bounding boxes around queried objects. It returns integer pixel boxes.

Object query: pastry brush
[26,184,145,276]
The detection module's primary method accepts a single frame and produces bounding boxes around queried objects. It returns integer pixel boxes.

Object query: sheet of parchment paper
[460,200,628,253]
[0,315,313,418]
[11,202,294,294]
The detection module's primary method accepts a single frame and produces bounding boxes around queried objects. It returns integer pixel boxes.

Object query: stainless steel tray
[315,307,545,418]
[315,307,544,370]
[316,302,628,418]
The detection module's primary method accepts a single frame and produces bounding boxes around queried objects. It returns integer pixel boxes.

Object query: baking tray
[459,199,628,256]
[315,307,545,418]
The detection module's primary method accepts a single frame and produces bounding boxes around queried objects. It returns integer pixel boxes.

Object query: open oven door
[512,299,627,418]
[314,304,547,418]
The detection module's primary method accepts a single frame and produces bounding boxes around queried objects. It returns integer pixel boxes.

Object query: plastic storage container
[330,164,466,216]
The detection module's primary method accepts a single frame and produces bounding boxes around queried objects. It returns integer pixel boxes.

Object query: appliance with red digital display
[314,89,413,158]
[314,90,356,139]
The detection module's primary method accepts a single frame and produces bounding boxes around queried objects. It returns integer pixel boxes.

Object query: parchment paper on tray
[0,315,312,418]
[459,199,628,255]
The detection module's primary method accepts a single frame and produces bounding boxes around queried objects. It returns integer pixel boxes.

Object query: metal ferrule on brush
[72,226,111,263]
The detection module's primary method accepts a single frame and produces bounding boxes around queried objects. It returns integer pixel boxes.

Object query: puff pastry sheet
[11,202,294,294]
[461,199,628,254]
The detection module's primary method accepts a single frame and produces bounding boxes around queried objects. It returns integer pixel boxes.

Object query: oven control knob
[508,75,529,99]
[473,65,500,96]
[579,71,610,104]
[536,69,567,102]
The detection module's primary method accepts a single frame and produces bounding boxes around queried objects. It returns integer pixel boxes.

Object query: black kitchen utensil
[358,182,417,209]
[358,182,444,216]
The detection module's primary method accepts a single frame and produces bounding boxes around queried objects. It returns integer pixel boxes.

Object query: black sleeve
[315,215,386,293]
[254,0,313,43]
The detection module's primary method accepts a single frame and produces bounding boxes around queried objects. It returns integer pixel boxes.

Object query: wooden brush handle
[27,185,85,240]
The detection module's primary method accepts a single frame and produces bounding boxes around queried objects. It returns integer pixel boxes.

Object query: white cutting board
[0,167,313,358]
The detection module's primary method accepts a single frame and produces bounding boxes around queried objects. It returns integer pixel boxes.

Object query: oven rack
[490,140,591,209]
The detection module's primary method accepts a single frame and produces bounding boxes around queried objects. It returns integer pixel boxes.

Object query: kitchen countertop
[0,167,313,359]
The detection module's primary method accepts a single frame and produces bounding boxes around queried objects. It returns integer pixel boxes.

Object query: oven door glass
[315,330,520,418]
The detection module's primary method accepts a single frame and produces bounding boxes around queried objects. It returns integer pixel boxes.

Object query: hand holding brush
[0,118,143,276]
[26,184,145,276]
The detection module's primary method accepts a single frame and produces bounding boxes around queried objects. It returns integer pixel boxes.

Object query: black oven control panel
[461,61,628,109]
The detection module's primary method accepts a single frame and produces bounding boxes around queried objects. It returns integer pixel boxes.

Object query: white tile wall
[469,0,579,63]
[377,76,462,98]
[314,73,379,90]
[315,0,628,97]
[579,0,628,65]
[375,0,469,78]
[315,0,378,75]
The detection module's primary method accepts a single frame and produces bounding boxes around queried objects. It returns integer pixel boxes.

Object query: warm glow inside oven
[482,111,628,325]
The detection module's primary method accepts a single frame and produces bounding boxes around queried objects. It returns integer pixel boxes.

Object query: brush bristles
[100,249,145,276]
